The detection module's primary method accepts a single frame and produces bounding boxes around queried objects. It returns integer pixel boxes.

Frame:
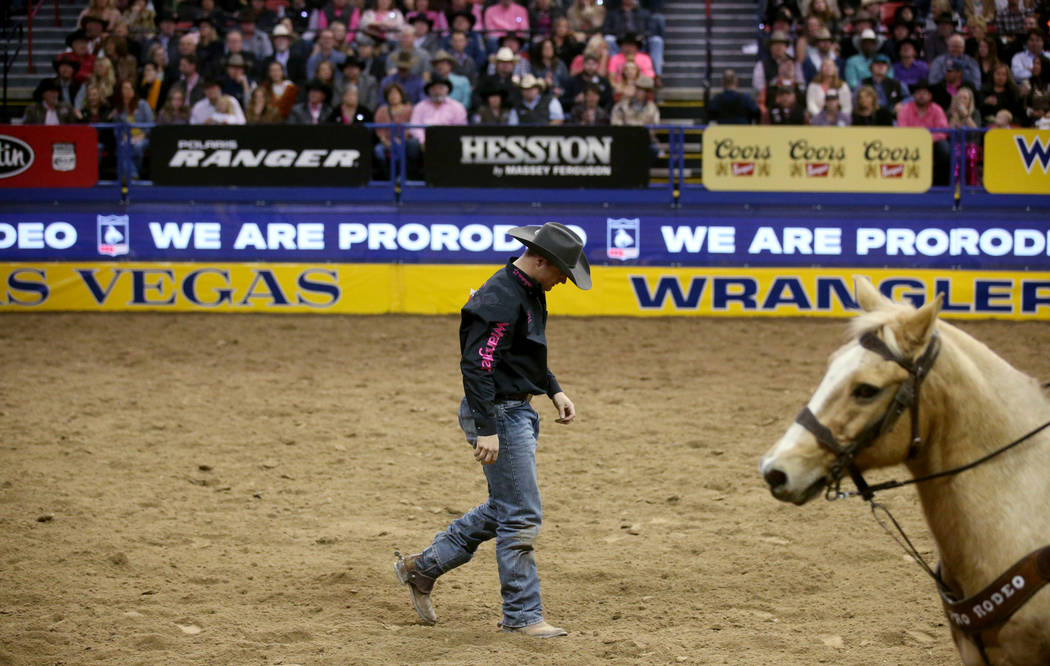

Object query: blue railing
[15,123,1045,210]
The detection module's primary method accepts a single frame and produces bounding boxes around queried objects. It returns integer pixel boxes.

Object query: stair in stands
[2,3,84,115]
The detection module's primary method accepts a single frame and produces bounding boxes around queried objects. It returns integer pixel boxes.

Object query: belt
[496,392,532,403]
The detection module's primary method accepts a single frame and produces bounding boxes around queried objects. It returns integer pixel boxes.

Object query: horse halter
[795,329,942,501]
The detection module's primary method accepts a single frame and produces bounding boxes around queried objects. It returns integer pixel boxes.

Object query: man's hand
[552,391,575,424]
[474,434,499,464]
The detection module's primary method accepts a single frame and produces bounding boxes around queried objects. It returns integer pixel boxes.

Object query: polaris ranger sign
[150,125,372,187]
[424,126,651,188]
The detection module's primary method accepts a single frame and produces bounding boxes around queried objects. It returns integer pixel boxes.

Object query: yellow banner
[2,263,1049,320]
[982,129,1050,194]
[702,126,933,193]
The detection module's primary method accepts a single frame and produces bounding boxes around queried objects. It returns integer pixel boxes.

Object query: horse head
[759,277,944,505]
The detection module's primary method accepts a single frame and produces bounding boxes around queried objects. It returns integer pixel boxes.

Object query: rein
[795,330,1050,660]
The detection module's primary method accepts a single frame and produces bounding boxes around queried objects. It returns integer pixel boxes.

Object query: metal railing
[25,0,63,75]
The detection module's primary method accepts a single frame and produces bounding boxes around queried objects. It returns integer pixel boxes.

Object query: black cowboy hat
[424,76,453,95]
[910,77,931,92]
[155,10,177,27]
[408,13,433,29]
[508,223,591,290]
[52,52,79,72]
[65,28,89,47]
[79,14,106,30]
[448,9,476,28]
[304,77,332,102]
[479,82,510,101]
[617,31,644,48]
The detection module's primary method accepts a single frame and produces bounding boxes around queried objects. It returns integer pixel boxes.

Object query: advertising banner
[424,126,651,188]
[149,125,372,187]
[0,125,98,188]
[1,263,1047,319]
[2,210,1047,270]
[982,129,1050,194]
[702,126,932,193]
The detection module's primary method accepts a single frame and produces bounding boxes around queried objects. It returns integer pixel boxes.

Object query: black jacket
[460,260,562,436]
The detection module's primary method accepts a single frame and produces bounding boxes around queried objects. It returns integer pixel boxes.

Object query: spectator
[137,61,169,111]
[111,79,153,179]
[406,0,448,36]
[807,57,852,116]
[141,10,178,65]
[611,76,659,162]
[247,0,279,33]
[881,20,915,61]
[754,31,794,95]
[529,0,565,38]
[190,78,247,124]
[263,24,308,86]
[38,53,82,108]
[244,85,283,123]
[862,53,907,113]
[476,48,524,108]
[924,12,955,64]
[359,0,406,44]
[446,31,480,86]
[101,34,139,85]
[602,0,663,77]
[803,0,842,39]
[839,11,875,61]
[931,58,978,112]
[974,36,999,82]
[551,17,583,68]
[570,82,611,124]
[307,60,339,103]
[373,82,415,178]
[491,34,532,80]
[167,34,197,82]
[612,60,642,99]
[408,14,441,56]
[307,29,347,80]
[386,26,433,78]
[194,17,226,76]
[431,51,472,110]
[261,61,300,120]
[844,28,882,88]
[767,85,807,124]
[111,20,142,58]
[1030,94,1050,128]
[23,79,79,124]
[219,53,254,109]
[444,12,487,72]
[237,10,274,63]
[570,34,610,76]
[78,84,114,123]
[508,74,565,125]
[893,39,929,86]
[169,54,207,108]
[897,78,950,184]
[124,0,155,43]
[80,16,107,55]
[562,50,613,111]
[335,56,379,112]
[1011,29,1050,86]
[79,0,121,33]
[531,39,570,100]
[762,57,805,119]
[930,34,981,87]
[380,51,425,104]
[145,42,170,82]
[63,29,96,84]
[73,56,115,110]
[472,82,513,124]
[996,0,1035,40]
[947,86,980,126]
[851,82,894,123]
[288,79,334,124]
[355,34,387,83]
[329,83,374,124]
[608,32,655,81]
[980,62,1023,123]
[567,0,606,42]
[811,87,851,124]
[706,69,759,124]
[407,76,466,179]
[319,0,360,35]
[186,0,228,35]
[992,108,1014,127]
[483,0,530,53]
[156,87,190,124]
[801,27,842,84]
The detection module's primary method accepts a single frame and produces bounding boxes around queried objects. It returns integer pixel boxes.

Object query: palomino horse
[759,278,1050,665]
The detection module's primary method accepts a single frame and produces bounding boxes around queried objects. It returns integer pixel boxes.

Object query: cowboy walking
[395,222,591,638]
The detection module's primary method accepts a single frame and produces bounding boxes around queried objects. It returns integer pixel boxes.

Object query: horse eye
[852,383,880,400]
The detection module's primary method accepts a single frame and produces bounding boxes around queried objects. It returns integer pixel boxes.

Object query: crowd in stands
[706,0,1050,182]
[23,0,667,178]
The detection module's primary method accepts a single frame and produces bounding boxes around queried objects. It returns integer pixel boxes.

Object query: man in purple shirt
[379,51,425,103]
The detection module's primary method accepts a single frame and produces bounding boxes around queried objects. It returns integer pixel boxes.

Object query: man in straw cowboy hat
[396,222,591,638]
[508,73,564,125]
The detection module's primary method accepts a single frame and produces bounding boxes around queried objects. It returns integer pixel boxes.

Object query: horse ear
[902,292,943,347]
[854,276,888,312]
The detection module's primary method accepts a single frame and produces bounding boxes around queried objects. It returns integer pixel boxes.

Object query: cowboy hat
[448,9,476,28]
[52,52,79,73]
[64,28,89,47]
[635,75,655,90]
[768,30,791,44]
[408,13,433,29]
[224,53,247,68]
[271,24,299,41]
[518,73,543,89]
[304,77,332,102]
[494,46,519,62]
[393,50,417,69]
[508,223,591,290]
[617,31,644,48]
[430,49,456,66]
[423,76,453,95]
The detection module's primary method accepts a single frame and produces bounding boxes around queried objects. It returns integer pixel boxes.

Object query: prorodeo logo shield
[0,135,34,179]
[97,215,130,257]
[607,218,640,261]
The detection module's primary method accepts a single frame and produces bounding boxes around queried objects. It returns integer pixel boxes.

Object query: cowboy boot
[394,551,436,625]
[501,620,568,638]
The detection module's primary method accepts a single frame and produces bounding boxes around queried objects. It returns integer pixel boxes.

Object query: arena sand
[1,312,1048,665]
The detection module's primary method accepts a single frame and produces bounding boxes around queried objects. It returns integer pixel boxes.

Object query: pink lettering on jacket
[479,322,508,370]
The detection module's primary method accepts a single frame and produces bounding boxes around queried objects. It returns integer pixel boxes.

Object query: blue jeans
[414,397,544,629]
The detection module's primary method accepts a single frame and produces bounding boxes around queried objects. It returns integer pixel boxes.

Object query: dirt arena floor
[2,312,1048,665]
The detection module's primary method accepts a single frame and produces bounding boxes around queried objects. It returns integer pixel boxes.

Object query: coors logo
[0,135,34,179]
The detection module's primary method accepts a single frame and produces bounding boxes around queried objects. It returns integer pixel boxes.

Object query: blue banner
[1,209,1048,269]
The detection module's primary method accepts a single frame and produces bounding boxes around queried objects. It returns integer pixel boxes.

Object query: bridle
[795,329,941,502]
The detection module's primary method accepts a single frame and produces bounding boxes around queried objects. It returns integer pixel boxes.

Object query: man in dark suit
[861,53,909,116]
[287,79,334,124]
[261,24,307,85]
[560,51,614,112]
[35,53,81,108]
[142,11,181,66]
